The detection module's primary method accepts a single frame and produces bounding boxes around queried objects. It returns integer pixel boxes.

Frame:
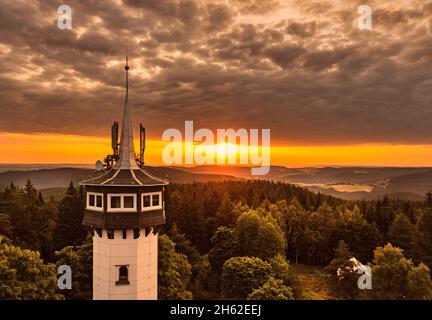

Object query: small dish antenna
[95,160,104,171]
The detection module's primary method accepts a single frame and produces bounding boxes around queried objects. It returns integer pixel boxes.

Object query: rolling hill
[177,165,432,200]
[0,166,238,190]
[1,164,431,200]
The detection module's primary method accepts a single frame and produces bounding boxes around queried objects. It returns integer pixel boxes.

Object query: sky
[0,0,432,166]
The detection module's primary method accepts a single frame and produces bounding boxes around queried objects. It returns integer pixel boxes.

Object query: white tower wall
[93,229,158,300]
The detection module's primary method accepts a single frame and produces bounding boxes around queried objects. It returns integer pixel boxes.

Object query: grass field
[291,264,334,300]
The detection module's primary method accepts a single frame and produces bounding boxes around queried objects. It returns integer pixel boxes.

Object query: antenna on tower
[139,124,146,167]
[98,121,120,170]
[111,121,119,156]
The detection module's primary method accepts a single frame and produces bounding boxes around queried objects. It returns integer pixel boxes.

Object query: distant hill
[172,165,292,180]
[386,170,432,196]
[179,165,432,200]
[0,168,92,189]
[0,164,92,173]
[0,166,238,189]
[39,187,68,202]
[1,164,431,201]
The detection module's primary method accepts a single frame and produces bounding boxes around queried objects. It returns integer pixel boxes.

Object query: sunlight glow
[1,132,432,167]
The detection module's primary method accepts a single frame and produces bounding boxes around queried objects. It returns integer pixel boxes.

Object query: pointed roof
[80,48,168,187]
[114,50,138,170]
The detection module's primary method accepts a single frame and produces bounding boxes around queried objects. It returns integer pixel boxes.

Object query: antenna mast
[139,124,145,167]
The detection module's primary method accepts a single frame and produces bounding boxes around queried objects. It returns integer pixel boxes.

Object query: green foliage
[158,234,192,299]
[2,178,432,301]
[0,236,63,300]
[54,182,87,251]
[282,199,309,264]
[1,180,58,260]
[407,263,432,300]
[334,240,353,260]
[388,213,416,257]
[324,241,359,299]
[415,205,432,267]
[248,277,294,300]
[54,235,92,300]
[369,243,412,299]
[0,210,12,239]
[168,224,202,277]
[235,209,286,260]
[165,180,340,253]
[269,254,302,298]
[214,192,236,228]
[221,256,273,299]
[368,243,432,300]
[208,227,240,275]
[189,255,218,299]
[332,207,381,263]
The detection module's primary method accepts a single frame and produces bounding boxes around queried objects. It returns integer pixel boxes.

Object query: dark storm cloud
[0,0,432,145]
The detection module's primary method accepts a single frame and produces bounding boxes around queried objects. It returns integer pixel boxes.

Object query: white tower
[80,52,168,300]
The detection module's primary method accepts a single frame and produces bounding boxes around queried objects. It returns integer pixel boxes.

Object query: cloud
[0,0,431,146]
[232,0,280,15]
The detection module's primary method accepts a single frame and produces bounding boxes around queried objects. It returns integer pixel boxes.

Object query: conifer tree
[55,182,86,250]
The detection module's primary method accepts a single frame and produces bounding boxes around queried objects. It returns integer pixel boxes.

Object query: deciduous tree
[221,256,273,299]
[248,277,294,300]
[0,236,63,300]
[158,234,192,299]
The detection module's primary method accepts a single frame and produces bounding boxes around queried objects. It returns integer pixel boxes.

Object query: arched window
[116,265,129,285]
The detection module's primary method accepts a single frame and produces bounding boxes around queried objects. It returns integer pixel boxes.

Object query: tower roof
[80,48,168,187]
[115,47,138,170]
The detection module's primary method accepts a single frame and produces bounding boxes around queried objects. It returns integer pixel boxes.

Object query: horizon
[2,163,432,169]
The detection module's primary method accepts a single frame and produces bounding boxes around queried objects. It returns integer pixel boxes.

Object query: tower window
[152,194,160,206]
[96,195,103,208]
[107,194,137,212]
[141,192,162,211]
[110,196,121,208]
[143,195,151,208]
[87,192,104,211]
[89,195,95,206]
[115,266,129,285]
[124,196,134,208]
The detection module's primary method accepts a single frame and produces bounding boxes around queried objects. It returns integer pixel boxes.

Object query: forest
[0,179,431,300]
